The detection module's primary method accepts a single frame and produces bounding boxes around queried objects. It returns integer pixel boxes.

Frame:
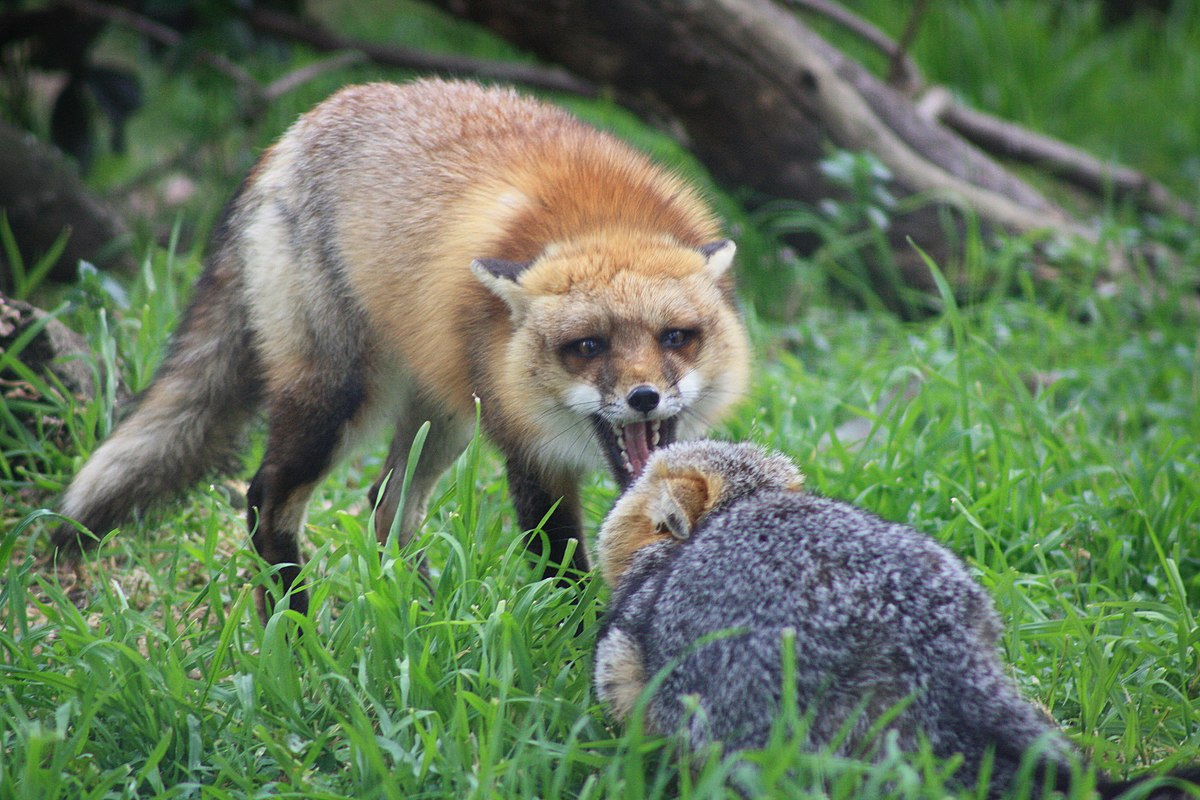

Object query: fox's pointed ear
[698,240,736,280]
[471,258,533,317]
[649,466,724,541]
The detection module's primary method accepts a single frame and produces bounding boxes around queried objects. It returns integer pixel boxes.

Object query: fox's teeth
[614,423,632,471]
[651,419,661,447]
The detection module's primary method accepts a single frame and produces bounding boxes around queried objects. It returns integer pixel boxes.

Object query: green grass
[3,1,1200,798]
[5,229,1198,799]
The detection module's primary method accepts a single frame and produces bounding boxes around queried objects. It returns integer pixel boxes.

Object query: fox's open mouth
[594,415,679,489]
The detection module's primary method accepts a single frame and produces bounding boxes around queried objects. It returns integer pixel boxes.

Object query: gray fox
[50,79,750,618]
[594,440,1198,798]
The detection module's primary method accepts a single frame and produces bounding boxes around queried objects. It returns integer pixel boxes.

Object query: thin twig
[782,0,923,93]
[61,0,597,106]
[886,0,928,90]
[59,0,261,97]
[263,51,369,101]
[246,8,597,98]
[108,137,205,197]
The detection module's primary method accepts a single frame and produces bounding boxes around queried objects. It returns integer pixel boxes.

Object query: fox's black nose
[626,385,660,414]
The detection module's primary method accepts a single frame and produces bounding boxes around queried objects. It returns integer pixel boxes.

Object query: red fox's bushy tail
[52,234,262,549]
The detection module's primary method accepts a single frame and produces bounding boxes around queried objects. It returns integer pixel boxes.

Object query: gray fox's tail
[946,673,1198,799]
[52,238,262,550]
[1094,767,1200,800]
[995,729,1199,800]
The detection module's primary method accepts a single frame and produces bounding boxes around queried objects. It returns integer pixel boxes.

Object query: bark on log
[0,293,99,401]
[0,292,127,494]
[434,0,1094,292]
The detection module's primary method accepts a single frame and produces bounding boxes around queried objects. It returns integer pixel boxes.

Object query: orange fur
[312,81,726,421]
[598,462,725,587]
[598,445,807,587]
[279,82,750,479]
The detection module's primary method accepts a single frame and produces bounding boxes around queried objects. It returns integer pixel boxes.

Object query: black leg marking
[247,468,311,619]
[506,459,590,581]
[247,374,365,621]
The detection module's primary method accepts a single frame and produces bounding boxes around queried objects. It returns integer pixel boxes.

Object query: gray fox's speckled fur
[594,440,1196,798]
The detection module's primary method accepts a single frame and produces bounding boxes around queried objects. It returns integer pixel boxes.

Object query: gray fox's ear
[656,508,691,540]
[649,468,724,541]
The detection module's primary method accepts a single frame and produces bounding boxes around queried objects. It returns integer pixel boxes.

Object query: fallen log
[433,0,1181,297]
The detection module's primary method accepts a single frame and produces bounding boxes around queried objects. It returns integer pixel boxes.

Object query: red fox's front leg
[247,375,367,620]
[506,459,590,580]
[368,402,474,548]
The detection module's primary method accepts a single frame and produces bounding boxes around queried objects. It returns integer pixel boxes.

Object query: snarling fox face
[473,234,749,488]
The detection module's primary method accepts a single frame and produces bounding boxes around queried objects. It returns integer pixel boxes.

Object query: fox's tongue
[621,421,654,478]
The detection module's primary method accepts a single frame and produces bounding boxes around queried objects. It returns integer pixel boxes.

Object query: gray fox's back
[595,441,1070,794]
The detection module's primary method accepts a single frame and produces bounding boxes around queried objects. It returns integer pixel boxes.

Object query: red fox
[52,79,751,617]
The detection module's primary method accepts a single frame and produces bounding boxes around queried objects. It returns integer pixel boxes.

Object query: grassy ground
[3,1,1200,798]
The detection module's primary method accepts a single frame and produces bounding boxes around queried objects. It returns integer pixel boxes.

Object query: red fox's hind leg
[247,374,366,621]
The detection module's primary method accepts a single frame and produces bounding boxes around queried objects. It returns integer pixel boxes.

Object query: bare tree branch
[263,51,369,101]
[770,0,1191,220]
[917,86,1194,220]
[244,8,597,98]
[432,0,1091,298]
[59,0,259,93]
[887,0,929,90]
[59,1,598,108]
[783,0,922,93]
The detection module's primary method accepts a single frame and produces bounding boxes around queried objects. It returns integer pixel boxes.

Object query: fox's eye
[567,337,607,359]
[661,329,694,349]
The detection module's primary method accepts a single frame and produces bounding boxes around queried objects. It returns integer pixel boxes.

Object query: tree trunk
[0,120,133,289]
